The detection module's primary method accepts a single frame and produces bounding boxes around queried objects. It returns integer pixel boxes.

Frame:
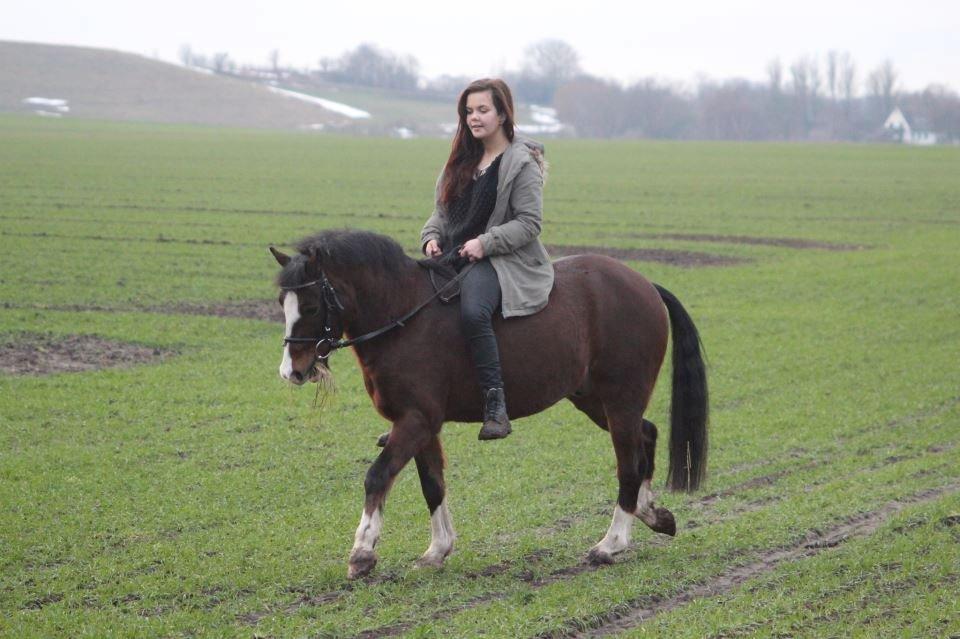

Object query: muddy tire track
[336,445,956,638]
[557,482,960,638]
[236,405,957,633]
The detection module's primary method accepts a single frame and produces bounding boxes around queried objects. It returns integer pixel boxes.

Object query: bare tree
[790,57,811,137]
[212,52,234,74]
[554,76,627,137]
[623,78,694,138]
[866,59,898,117]
[766,58,789,139]
[517,39,581,104]
[321,43,419,90]
[179,44,193,67]
[767,58,783,94]
[269,49,280,77]
[523,39,580,85]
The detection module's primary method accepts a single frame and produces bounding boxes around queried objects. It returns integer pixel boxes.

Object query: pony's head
[270,230,414,386]
[271,246,338,386]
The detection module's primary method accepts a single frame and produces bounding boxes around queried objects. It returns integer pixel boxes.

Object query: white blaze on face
[279,291,300,380]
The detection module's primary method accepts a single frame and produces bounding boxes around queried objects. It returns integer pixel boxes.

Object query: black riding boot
[478,387,512,440]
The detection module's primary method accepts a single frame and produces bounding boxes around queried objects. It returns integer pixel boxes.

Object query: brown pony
[271,229,708,579]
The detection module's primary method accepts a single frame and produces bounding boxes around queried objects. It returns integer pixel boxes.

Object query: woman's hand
[425,240,443,257]
[459,238,485,261]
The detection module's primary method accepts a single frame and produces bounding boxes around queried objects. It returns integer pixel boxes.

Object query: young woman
[421,78,554,440]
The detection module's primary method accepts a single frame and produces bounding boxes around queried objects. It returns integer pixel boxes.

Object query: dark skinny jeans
[459,259,504,391]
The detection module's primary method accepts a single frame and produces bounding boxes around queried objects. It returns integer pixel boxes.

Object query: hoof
[586,547,615,565]
[376,432,389,448]
[347,549,378,580]
[478,423,511,440]
[414,553,447,569]
[650,507,677,536]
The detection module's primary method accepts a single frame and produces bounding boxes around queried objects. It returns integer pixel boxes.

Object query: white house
[883,107,938,145]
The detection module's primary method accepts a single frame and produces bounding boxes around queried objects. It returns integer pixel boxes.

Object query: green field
[1,113,958,638]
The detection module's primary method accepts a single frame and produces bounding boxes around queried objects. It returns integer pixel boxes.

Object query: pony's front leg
[414,436,456,568]
[348,411,430,579]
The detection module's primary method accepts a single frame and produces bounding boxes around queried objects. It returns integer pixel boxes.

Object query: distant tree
[179,44,193,67]
[866,59,898,119]
[698,79,769,140]
[766,58,789,138]
[212,52,234,74]
[424,74,474,98]
[914,84,960,142]
[269,49,281,77]
[837,53,857,138]
[322,43,419,90]
[826,50,838,103]
[515,39,581,104]
[553,76,626,137]
[825,50,840,136]
[623,79,694,138]
[788,56,822,138]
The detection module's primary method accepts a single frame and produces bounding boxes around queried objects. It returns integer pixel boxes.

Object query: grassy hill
[0,41,352,130]
[0,41,555,136]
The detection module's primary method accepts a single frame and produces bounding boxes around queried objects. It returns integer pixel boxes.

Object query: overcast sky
[5,0,959,92]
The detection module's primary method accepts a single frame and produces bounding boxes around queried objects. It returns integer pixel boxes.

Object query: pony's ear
[269,246,291,266]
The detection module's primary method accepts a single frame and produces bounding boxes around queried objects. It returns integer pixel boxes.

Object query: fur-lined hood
[501,136,548,189]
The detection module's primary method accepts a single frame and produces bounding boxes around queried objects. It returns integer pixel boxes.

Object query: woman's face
[464,90,503,141]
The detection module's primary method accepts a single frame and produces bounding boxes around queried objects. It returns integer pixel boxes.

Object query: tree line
[179,40,960,143]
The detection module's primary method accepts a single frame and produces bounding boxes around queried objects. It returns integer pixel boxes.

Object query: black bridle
[281,264,474,362]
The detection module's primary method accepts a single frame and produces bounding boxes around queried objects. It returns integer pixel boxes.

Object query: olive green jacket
[420,137,554,318]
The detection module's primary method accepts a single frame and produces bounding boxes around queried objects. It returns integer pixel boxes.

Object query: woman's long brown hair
[439,78,516,206]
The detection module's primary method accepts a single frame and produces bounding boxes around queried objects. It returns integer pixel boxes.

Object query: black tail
[654,284,709,492]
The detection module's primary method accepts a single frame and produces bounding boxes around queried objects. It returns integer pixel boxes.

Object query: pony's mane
[277,229,414,288]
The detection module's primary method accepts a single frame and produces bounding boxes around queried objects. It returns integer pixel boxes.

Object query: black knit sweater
[442,154,502,252]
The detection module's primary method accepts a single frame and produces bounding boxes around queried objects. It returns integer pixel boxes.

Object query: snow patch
[24,97,67,107]
[267,86,371,119]
[25,97,70,117]
[529,105,560,125]
[517,123,564,134]
[519,105,564,134]
[393,127,416,139]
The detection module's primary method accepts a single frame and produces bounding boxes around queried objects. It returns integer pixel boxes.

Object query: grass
[0,113,958,637]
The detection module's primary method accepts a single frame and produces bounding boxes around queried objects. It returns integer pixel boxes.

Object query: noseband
[281,264,474,362]
[281,272,346,361]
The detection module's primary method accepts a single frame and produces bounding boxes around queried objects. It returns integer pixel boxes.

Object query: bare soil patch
[648,233,866,251]
[161,300,282,322]
[546,245,747,267]
[0,333,172,376]
[4,301,283,323]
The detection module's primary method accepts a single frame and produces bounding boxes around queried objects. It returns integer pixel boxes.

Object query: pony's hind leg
[414,435,456,568]
[588,407,644,564]
[349,410,432,579]
[635,419,676,536]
